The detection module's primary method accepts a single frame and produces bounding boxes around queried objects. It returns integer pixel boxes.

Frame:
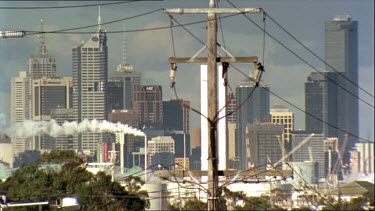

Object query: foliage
[321,196,370,211]
[182,198,207,210]
[12,150,40,168]
[0,150,149,211]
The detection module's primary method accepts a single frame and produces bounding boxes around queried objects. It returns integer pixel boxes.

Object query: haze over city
[0,0,373,139]
[0,1,374,210]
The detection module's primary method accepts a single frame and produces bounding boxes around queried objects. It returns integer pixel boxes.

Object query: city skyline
[0,0,373,141]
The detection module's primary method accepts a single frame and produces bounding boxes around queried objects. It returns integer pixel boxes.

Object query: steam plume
[5,119,145,138]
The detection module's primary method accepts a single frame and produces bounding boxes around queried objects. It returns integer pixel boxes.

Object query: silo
[141,182,168,210]
[286,161,319,187]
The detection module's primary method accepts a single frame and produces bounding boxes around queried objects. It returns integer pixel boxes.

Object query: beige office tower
[270,105,294,153]
[72,27,108,154]
[11,71,32,154]
[350,143,374,175]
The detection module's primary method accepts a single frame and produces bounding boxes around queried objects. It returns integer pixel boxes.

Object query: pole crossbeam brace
[154,170,293,178]
[164,8,262,14]
[169,56,258,64]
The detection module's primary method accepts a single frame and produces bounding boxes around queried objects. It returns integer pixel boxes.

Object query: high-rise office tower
[11,71,31,153]
[72,22,108,153]
[324,16,359,163]
[133,85,163,128]
[26,19,58,119]
[107,80,124,112]
[32,77,72,149]
[246,123,284,170]
[270,105,294,152]
[163,99,190,134]
[50,108,76,150]
[325,16,358,161]
[163,99,190,159]
[148,136,175,170]
[108,34,141,111]
[305,72,325,133]
[236,80,270,170]
[291,131,326,180]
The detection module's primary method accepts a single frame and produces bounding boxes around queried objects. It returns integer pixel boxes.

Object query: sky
[0,0,373,141]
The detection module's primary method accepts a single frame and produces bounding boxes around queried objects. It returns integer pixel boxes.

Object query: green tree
[182,198,207,210]
[0,150,149,210]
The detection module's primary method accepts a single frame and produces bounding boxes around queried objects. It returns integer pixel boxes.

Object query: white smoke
[0,113,7,133]
[5,119,145,138]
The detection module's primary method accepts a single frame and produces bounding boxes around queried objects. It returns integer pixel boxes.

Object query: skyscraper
[72,27,108,153]
[305,72,325,133]
[325,16,358,161]
[246,123,284,170]
[163,99,190,134]
[270,105,294,152]
[11,71,31,153]
[236,80,270,170]
[108,25,141,111]
[133,85,163,128]
[26,19,57,119]
[291,131,326,180]
[32,76,72,150]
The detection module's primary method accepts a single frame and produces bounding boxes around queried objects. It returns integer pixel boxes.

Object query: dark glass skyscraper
[236,80,270,169]
[306,16,359,164]
[325,16,358,162]
[305,72,325,133]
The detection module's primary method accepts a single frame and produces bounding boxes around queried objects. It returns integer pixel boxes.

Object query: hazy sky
[0,0,373,141]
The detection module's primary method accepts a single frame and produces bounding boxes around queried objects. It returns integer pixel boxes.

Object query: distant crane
[274,134,315,167]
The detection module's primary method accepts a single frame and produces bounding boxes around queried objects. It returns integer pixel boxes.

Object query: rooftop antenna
[39,18,47,54]
[98,6,101,31]
[117,24,133,72]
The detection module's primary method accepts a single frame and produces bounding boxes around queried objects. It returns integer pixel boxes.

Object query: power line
[167,12,373,144]
[0,1,138,10]
[264,12,374,99]
[25,8,165,36]
[226,0,374,109]
[22,13,242,36]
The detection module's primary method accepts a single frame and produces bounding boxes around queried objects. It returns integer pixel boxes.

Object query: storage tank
[285,161,319,187]
[141,182,167,210]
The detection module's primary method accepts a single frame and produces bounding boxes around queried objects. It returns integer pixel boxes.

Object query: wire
[283,162,338,209]
[173,86,210,122]
[167,13,176,58]
[167,12,373,144]
[0,1,138,10]
[26,8,164,36]
[226,0,374,109]
[23,12,242,36]
[263,87,372,143]
[216,0,228,57]
[262,12,266,65]
[264,12,374,99]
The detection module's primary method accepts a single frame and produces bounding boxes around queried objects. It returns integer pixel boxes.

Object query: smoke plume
[5,119,145,138]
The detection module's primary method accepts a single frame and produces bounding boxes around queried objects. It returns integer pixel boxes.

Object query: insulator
[0,30,26,38]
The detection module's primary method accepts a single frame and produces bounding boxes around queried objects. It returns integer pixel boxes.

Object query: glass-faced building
[236,80,270,170]
[72,29,108,153]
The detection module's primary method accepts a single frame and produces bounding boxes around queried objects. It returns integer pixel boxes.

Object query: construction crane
[330,134,348,184]
[274,133,315,167]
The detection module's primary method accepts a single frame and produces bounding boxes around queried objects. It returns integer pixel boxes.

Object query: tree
[0,150,149,210]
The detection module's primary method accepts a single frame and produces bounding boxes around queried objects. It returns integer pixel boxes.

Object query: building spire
[98,6,101,31]
[116,24,133,72]
[39,18,47,55]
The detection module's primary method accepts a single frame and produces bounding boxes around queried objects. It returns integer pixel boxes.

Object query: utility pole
[165,2,261,210]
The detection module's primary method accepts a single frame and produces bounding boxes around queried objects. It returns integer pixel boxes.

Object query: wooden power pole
[165,2,261,210]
